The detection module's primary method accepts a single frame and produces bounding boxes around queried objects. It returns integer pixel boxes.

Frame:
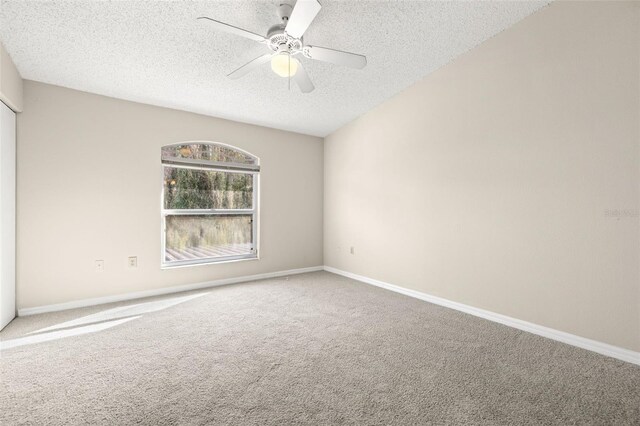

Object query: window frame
[160,142,260,268]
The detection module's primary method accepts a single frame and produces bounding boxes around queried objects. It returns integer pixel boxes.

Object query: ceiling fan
[198,0,367,93]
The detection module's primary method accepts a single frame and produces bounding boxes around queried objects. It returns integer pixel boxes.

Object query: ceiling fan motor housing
[268,4,303,55]
[267,30,302,54]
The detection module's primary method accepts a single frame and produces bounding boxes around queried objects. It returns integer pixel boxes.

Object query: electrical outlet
[128,256,137,268]
[95,260,104,273]
[350,246,355,255]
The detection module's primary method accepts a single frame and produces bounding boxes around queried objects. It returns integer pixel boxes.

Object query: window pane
[161,143,257,165]
[164,167,253,210]
[164,215,254,263]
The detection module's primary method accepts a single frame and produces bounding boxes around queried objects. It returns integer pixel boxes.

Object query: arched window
[161,142,259,267]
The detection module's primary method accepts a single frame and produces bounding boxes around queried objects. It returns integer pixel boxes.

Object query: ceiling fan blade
[227,53,274,79]
[198,17,266,43]
[293,62,315,93]
[305,46,367,69]
[285,0,322,39]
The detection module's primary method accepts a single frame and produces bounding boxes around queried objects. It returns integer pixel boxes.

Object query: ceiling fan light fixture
[271,53,298,78]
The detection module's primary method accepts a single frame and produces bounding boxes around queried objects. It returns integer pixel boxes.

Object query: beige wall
[0,42,23,112]
[324,1,640,352]
[17,81,323,309]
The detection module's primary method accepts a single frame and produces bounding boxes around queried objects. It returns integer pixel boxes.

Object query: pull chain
[288,53,291,91]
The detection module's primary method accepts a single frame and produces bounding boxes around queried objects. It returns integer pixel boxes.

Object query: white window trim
[160,142,260,268]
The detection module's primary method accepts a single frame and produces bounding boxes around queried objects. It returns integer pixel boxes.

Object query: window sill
[161,255,259,270]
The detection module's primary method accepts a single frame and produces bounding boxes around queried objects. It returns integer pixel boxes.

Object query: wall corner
[0,41,23,113]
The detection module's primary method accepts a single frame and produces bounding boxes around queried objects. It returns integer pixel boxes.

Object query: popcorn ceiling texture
[0,0,549,136]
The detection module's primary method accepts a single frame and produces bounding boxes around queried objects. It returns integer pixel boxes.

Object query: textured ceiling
[0,0,549,136]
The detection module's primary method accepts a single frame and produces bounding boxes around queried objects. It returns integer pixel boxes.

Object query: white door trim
[0,100,16,330]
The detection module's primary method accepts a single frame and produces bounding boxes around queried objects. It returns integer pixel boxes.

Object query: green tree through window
[161,143,259,266]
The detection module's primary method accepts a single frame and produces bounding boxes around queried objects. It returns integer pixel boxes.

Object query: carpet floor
[1,271,638,425]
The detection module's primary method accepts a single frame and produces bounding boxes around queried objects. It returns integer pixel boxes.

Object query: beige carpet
[1,271,639,425]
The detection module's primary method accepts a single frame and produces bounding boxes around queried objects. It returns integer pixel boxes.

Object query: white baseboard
[324,266,640,366]
[17,266,324,317]
[17,264,639,366]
